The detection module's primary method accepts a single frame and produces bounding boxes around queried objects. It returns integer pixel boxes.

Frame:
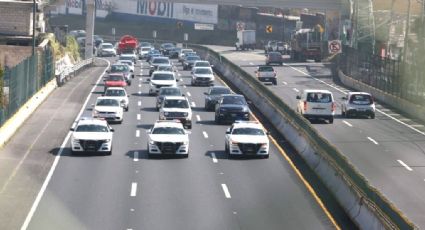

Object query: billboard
[174,3,218,24]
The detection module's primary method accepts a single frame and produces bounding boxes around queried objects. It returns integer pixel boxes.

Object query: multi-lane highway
[13,55,353,230]
[206,45,425,228]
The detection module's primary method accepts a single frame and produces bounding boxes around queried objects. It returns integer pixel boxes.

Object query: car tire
[370,113,375,119]
[342,110,346,116]
[106,149,112,156]
[262,154,269,159]
[215,115,220,124]
[225,144,229,155]
[125,107,129,112]
[187,122,192,129]
[329,117,334,124]
[273,80,277,85]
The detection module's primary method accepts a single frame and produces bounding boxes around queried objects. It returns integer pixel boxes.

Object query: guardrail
[56,58,94,87]
[191,44,416,230]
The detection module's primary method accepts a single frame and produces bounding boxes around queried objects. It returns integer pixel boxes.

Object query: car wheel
[187,122,192,129]
[329,117,334,124]
[341,110,346,116]
[225,144,229,155]
[262,154,269,159]
[106,149,112,156]
[370,113,375,119]
[273,80,277,85]
[125,107,129,112]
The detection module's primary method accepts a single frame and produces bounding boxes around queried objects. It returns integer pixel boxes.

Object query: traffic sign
[184,33,188,41]
[194,23,214,31]
[152,30,157,38]
[266,25,273,33]
[328,40,342,54]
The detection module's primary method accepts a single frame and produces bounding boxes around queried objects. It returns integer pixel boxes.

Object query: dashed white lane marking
[211,152,218,163]
[196,115,201,121]
[191,102,196,107]
[138,91,142,95]
[397,160,413,171]
[283,62,425,137]
[249,62,255,65]
[130,183,137,197]
[136,130,140,137]
[367,137,379,145]
[203,131,209,139]
[187,92,192,97]
[293,88,299,93]
[282,81,288,85]
[133,152,139,162]
[138,101,141,106]
[221,184,231,199]
[137,114,141,120]
[342,120,353,127]
[183,85,187,88]
[138,84,142,88]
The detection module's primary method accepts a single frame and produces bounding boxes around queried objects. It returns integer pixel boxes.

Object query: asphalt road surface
[207,45,425,228]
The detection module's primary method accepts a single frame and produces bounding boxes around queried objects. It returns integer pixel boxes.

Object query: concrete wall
[0,1,33,36]
[338,70,425,124]
[0,45,33,68]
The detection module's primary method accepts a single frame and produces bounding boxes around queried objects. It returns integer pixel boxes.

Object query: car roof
[222,94,243,98]
[120,54,134,56]
[97,96,120,101]
[194,60,209,63]
[101,43,113,46]
[303,89,333,94]
[160,86,180,90]
[152,71,175,75]
[192,67,212,70]
[348,92,371,96]
[153,120,184,128]
[77,118,108,126]
[163,96,187,100]
[232,121,264,129]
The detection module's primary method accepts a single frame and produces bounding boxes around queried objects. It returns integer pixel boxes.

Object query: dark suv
[215,94,250,124]
[266,52,283,65]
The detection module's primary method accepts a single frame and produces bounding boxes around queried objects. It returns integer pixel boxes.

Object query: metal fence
[0,47,54,126]
[339,46,425,106]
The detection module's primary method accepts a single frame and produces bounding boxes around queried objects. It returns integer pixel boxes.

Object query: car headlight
[230,140,238,145]
[242,107,249,112]
[261,143,268,147]
[149,140,155,145]
[104,139,111,143]
[164,112,169,116]
[183,141,189,145]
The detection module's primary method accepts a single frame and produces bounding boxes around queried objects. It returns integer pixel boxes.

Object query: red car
[103,73,127,92]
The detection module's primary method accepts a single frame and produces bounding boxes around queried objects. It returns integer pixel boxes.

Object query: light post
[32,0,36,56]
[402,0,411,64]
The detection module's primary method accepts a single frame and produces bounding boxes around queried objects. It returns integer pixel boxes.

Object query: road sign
[111,28,115,35]
[328,40,342,54]
[184,33,188,41]
[236,22,245,31]
[266,25,273,33]
[152,30,157,38]
[194,23,214,31]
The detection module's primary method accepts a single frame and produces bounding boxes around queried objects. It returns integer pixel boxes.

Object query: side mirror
[266,131,270,135]
[247,100,252,104]
[182,93,185,96]
[254,70,258,73]
[110,128,114,132]
[191,71,193,74]
[225,128,231,134]
[341,96,347,100]
[146,78,150,82]
[176,79,179,82]
[70,128,75,131]
[106,70,110,73]
[296,95,301,99]
[203,92,208,95]
[146,130,151,134]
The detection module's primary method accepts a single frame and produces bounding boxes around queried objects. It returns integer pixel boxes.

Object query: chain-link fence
[0,47,54,126]
[339,45,425,106]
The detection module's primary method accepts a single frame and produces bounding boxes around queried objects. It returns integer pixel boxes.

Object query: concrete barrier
[195,46,416,230]
[338,70,425,124]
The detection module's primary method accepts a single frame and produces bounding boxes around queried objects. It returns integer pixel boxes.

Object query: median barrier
[56,57,94,87]
[192,44,416,230]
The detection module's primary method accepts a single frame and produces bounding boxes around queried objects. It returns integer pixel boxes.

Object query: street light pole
[32,0,36,56]
[402,0,411,64]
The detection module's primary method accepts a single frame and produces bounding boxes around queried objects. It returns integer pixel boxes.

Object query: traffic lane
[178,68,336,229]
[0,63,110,230]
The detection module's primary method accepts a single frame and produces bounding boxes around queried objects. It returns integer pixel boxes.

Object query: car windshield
[350,94,372,105]
[102,44,113,49]
[194,68,212,74]
[96,99,119,106]
[120,61,133,66]
[163,99,189,108]
[232,128,265,135]
[306,93,332,103]
[105,89,126,97]
[182,49,193,54]
[150,50,160,54]
[75,124,109,132]
[157,66,172,71]
[258,66,274,72]
[210,88,231,95]
[152,127,185,135]
[152,74,174,80]
[160,88,181,96]
[195,62,210,67]
[187,56,200,61]
[119,56,133,61]
[107,75,124,81]
[186,52,197,57]
[142,48,150,51]
[140,42,151,47]
[222,96,246,105]
[153,58,169,64]
[110,65,128,72]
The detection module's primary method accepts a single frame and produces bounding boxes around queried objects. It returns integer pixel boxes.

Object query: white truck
[235,30,256,51]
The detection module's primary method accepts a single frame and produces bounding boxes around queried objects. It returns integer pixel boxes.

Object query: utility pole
[32,0,36,56]
[402,0,411,64]
[386,0,396,57]
[85,0,95,59]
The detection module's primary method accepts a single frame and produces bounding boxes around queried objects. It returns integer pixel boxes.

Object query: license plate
[264,78,269,81]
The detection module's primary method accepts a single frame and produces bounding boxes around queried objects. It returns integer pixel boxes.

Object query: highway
[206,46,425,228]
[18,56,348,230]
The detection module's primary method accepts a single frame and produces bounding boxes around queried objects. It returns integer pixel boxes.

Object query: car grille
[155,85,172,89]
[156,142,183,154]
[166,112,186,117]
[196,77,211,81]
[237,143,261,154]
[98,111,116,115]
[79,140,106,151]
[224,107,244,112]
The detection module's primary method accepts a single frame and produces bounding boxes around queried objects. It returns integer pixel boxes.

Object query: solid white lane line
[21,59,112,230]
[196,115,201,121]
[133,152,139,162]
[211,152,218,163]
[136,130,140,137]
[130,183,137,197]
[342,120,353,127]
[138,101,141,106]
[282,81,288,85]
[283,62,425,137]
[367,137,379,145]
[221,184,231,199]
[397,160,413,171]
[187,92,191,97]
[293,88,299,93]
[203,131,209,138]
[137,114,141,120]
[191,102,196,107]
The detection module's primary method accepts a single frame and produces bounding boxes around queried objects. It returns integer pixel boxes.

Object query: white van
[296,89,336,124]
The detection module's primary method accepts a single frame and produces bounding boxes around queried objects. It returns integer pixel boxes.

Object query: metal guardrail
[56,58,93,87]
[192,44,416,230]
